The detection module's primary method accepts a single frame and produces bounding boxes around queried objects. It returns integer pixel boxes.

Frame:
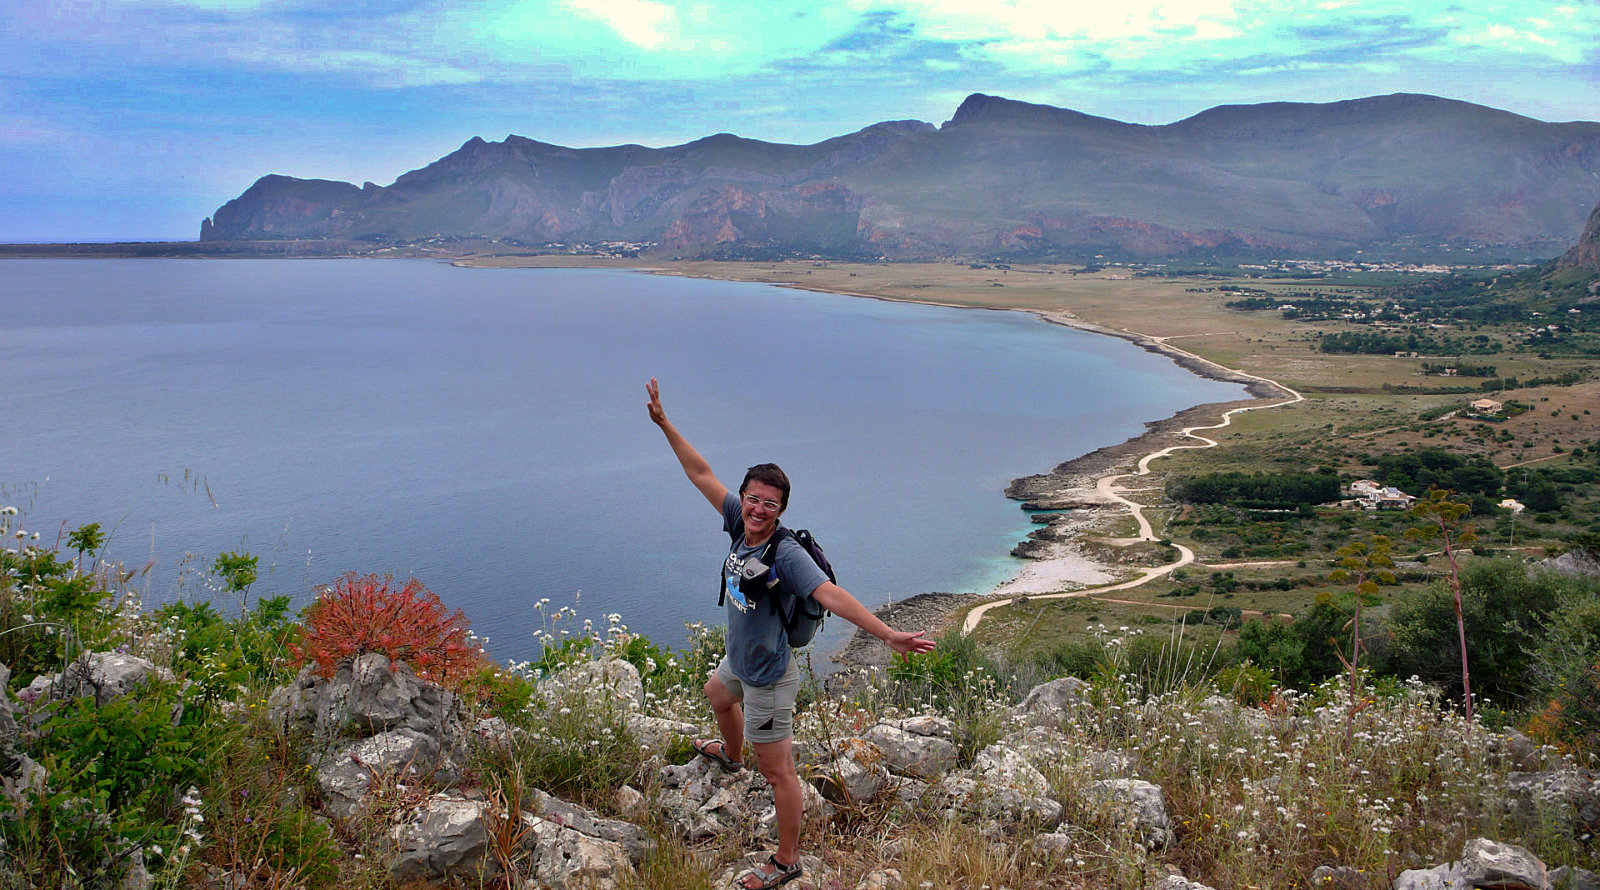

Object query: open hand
[886,629,936,657]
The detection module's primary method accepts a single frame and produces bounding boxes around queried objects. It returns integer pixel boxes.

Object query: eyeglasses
[742,493,782,512]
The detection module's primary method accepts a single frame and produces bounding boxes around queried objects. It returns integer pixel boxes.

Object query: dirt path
[962,336,1304,634]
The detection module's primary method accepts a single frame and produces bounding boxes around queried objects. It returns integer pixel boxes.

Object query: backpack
[719,526,835,648]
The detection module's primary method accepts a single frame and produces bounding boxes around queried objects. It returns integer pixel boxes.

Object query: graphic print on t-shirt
[724,551,754,612]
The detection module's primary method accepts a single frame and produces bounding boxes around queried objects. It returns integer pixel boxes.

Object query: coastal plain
[462,254,1600,661]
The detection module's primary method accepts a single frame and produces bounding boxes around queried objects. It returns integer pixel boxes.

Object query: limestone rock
[318,728,444,822]
[1031,830,1077,860]
[1,754,46,810]
[45,652,174,706]
[1392,838,1549,890]
[809,737,891,803]
[1085,779,1174,851]
[1012,676,1089,726]
[1456,838,1548,890]
[269,655,463,744]
[657,756,828,841]
[887,714,958,740]
[973,743,1052,798]
[863,722,959,780]
[1153,877,1218,890]
[614,785,648,821]
[625,713,699,753]
[388,794,492,881]
[525,814,636,890]
[936,774,1063,826]
[528,789,652,862]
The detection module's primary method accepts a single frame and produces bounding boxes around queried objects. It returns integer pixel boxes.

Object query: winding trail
[962,334,1305,635]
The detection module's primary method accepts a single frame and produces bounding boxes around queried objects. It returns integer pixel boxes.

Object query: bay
[1,259,1245,664]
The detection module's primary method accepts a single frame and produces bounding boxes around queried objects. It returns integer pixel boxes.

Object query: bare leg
[749,737,802,868]
[704,674,745,764]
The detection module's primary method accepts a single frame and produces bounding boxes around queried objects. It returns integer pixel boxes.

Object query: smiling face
[739,479,786,545]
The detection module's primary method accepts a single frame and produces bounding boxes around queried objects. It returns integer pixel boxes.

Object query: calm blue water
[1,259,1244,663]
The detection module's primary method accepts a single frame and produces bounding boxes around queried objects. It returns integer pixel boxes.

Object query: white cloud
[565,0,679,49]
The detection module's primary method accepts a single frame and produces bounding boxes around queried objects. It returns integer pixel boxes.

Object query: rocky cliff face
[202,93,1600,260]
[1559,199,1600,273]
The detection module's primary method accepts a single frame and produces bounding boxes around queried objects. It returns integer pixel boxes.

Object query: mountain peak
[943,93,1134,132]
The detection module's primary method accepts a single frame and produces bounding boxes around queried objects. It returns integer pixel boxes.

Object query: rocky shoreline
[828,312,1284,668]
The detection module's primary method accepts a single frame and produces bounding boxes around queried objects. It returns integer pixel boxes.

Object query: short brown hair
[739,463,791,510]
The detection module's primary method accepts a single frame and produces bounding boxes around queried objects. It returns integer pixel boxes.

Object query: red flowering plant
[290,572,485,689]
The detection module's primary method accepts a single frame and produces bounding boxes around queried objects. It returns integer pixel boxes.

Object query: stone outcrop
[268,653,466,823]
[250,666,1599,890]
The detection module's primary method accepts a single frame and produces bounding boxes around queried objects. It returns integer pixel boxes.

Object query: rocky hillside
[201,93,1600,261]
[1560,198,1600,273]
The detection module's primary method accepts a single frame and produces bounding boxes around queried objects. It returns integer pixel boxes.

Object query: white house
[1349,480,1417,510]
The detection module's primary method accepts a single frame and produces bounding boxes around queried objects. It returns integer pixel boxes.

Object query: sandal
[737,854,802,889]
[693,738,744,771]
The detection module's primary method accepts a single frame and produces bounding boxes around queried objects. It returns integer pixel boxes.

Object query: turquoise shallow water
[1,259,1246,663]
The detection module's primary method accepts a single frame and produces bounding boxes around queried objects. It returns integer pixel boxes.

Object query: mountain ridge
[202,92,1600,260]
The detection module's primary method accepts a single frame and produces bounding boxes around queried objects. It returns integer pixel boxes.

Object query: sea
[1,259,1246,664]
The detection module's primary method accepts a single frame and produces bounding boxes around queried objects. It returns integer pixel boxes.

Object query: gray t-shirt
[721,491,829,686]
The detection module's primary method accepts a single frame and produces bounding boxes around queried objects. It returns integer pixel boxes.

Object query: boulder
[388,790,649,886]
[625,713,699,753]
[1012,677,1089,726]
[935,774,1063,827]
[388,794,492,881]
[346,653,458,735]
[1,754,46,810]
[1085,779,1174,852]
[863,722,959,780]
[42,652,174,707]
[1030,830,1077,860]
[317,728,445,822]
[1456,838,1548,890]
[527,789,652,862]
[1392,838,1549,890]
[269,654,463,744]
[973,743,1052,798]
[525,814,636,890]
[856,867,904,890]
[806,737,891,804]
[886,714,959,741]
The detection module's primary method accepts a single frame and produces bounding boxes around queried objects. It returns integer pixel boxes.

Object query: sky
[2,0,1597,242]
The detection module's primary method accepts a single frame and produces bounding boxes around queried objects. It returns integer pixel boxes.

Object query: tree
[1329,536,1394,747]
[1405,491,1477,721]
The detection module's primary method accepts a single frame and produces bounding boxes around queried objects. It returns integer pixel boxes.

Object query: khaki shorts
[714,657,800,744]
